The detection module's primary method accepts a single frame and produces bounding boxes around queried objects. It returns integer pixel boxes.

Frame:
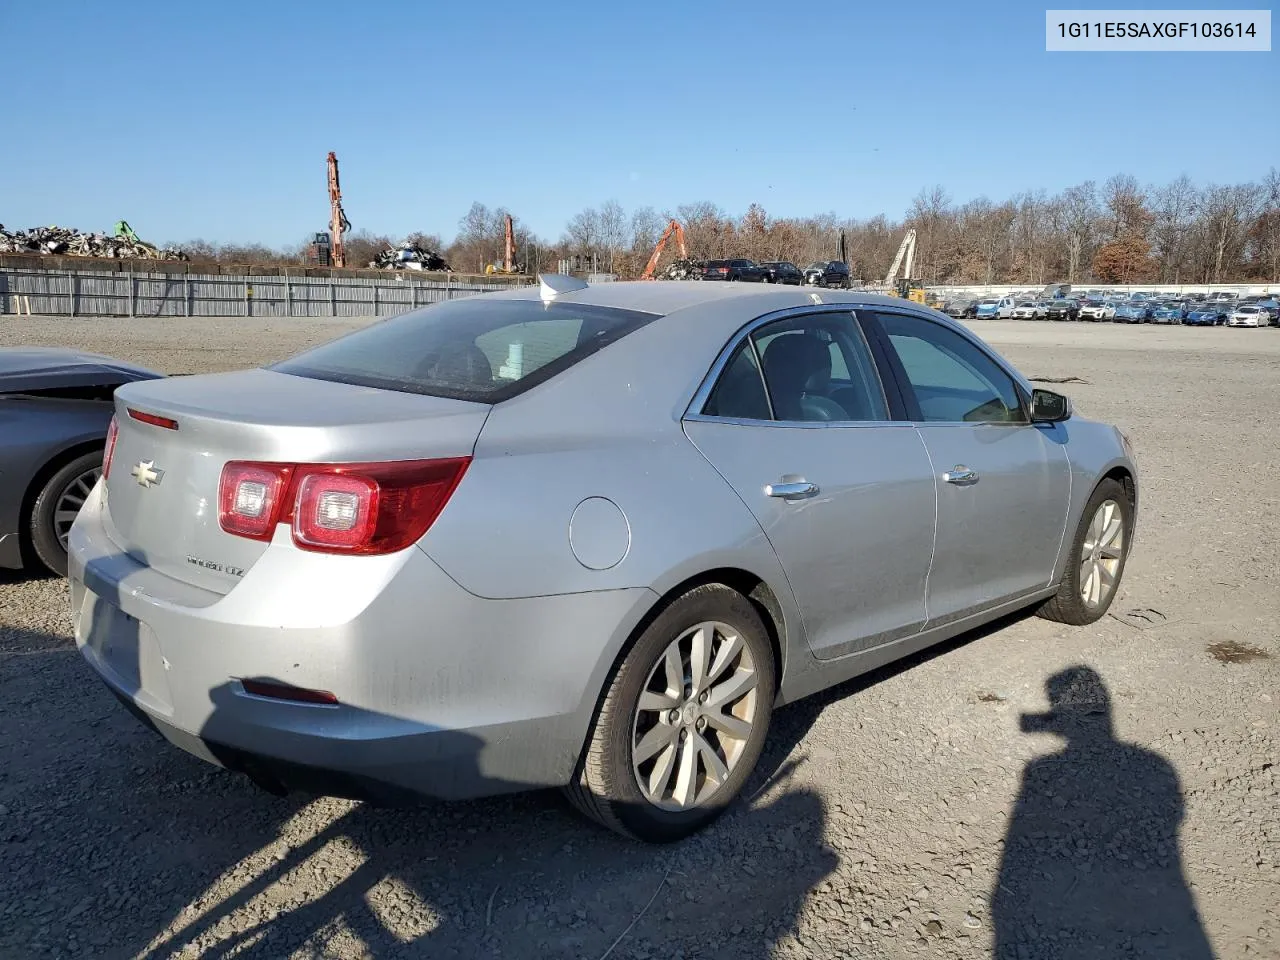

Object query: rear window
[270,298,658,402]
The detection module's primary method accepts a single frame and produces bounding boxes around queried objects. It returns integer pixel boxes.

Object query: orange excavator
[640,219,688,280]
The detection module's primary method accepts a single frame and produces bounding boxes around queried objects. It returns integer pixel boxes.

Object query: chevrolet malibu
[70,278,1139,842]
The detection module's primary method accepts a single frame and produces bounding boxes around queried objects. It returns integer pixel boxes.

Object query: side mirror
[1031,388,1072,423]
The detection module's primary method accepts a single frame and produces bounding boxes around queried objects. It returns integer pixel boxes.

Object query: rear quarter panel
[417,297,811,693]
[419,301,796,602]
[0,397,111,564]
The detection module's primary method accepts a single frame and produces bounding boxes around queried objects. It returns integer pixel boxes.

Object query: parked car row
[944,293,1279,328]
[687,258,857,288]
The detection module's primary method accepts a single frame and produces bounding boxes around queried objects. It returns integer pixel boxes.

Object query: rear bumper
[68,485,654,801]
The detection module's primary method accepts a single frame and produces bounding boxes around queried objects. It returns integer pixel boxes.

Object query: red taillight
[127,408,179,430]
[103,416,119,479]
[241,679,338,705]
[293,472,379,550]
[217,457,471,555]
[219,462,294,541]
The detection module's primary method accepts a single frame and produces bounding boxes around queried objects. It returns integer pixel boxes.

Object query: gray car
[69,278,1138,842]
[0,347,162,576]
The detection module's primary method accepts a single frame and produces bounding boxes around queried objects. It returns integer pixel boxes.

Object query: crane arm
[884,228,917,284]
[327,152,349,268]
[641,220,685,280]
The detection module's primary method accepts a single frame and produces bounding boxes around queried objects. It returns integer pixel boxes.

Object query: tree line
[173,169,1280,284]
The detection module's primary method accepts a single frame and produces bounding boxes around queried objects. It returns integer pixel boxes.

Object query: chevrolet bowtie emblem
[131,460,164,488]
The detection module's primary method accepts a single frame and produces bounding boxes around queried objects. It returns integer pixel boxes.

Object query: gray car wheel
[29,451,103,577]
[1037,478,1132,625]
[566,583,776,842]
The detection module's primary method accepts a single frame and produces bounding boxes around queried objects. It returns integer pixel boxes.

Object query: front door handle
[765,480,819,500]
[943,465,979,485]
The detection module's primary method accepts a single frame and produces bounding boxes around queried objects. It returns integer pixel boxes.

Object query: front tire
[29,451,103,577]
[1037,478,1132,625]
[565,583,776,843]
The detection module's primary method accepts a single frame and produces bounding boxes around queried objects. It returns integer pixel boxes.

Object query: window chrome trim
[683,303,900,428]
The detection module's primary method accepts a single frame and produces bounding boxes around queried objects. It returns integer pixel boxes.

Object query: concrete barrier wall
[0,267,533,319]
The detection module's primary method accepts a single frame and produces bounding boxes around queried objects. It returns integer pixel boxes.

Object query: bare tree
[1198,183,1261,282]
[629,206,664,254]
[598,200,627,273]
[1149,176,1200,282]
[1058,182,1101,282]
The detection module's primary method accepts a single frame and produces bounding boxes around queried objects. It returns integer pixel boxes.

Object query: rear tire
[1037,478,1132,626]
[29,451,103,577]
[565,583,776,843]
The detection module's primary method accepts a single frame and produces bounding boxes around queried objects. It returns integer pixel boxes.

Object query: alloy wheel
[1080,499,1124,607]
[631,620,759,811]
[53,466,101,549]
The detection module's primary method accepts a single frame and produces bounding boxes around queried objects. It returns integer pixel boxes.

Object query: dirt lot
[1,316,1277,960]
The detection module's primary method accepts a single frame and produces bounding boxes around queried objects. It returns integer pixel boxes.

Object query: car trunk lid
[102,368,490,593]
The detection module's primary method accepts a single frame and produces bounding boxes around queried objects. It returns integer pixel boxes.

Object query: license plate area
[78,592,174,715]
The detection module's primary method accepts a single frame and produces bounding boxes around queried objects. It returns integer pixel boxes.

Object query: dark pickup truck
[702,258,767,282]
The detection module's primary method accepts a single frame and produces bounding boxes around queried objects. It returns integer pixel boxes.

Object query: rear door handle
[943,465,979,485]
[765,480,819,500]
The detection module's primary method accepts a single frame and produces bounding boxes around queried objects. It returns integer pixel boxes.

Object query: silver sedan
[69,278,1138,842]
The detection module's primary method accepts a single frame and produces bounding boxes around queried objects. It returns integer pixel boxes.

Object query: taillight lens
[293,473,378,550]
[217,457,470,555]
[219,462,294,541]
[103,416,119,479]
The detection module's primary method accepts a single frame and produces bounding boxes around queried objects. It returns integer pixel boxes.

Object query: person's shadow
[993,666,1215,959]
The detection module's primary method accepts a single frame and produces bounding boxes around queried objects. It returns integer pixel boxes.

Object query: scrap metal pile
[370,242,451,272]
[662,258,704,280]
[0,224,187,261]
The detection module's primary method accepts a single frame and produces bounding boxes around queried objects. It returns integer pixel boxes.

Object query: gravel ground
[1,316,1277,960]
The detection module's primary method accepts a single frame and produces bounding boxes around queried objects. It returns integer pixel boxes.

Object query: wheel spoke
[707,668,757,712]
[1100,517,1123,549]
[1098,544,1123,561]
[662,645,683,696]
[647,741,679,798]
[695,732,730,785]
[1089,562,1102,605]
[705,709,751,741]
[706,631,743,686]
[55,510,80,526]
[673,736,698,807]
[634,723,677,764]
[638,689,679,712]
[689,624,711,692]
[1098,563,1116,589]
[1087,509,1104,545]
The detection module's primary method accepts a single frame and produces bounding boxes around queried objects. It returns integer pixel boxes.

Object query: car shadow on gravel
[992,666,1215,959]
[5,591,1043,959]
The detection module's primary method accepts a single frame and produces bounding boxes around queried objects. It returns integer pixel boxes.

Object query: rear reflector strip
[240,679,339,705]
[127,408,179,430]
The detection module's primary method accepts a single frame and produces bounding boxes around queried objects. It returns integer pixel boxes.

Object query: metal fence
[0,267,532,319]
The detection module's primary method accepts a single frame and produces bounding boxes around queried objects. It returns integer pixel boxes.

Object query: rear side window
[270,299,658,402]
[701,312,889,423]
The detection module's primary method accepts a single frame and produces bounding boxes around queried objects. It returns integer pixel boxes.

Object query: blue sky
[4,0,1275,248]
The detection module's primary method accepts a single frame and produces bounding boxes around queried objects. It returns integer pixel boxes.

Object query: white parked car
[1227,305,1267,327]
[1079,300,1116,321]
[1012,301,1044,320]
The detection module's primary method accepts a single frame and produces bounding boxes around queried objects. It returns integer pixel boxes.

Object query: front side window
[271,299,657,402]
[872,312,1027,424]
[702,312,889,422]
